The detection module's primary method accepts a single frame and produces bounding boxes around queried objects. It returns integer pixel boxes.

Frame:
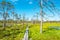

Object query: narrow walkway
[23,26,29,40]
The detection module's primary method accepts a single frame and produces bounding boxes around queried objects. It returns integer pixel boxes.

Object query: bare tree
[14,13,21,24]
[34,0,56,33]
[22,13,26,27]
[0,0,14,28]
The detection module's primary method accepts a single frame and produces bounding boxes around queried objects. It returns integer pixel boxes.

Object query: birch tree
[35,0,56,33]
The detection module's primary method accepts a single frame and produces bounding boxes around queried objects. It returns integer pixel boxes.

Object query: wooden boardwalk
[23,27,29,40]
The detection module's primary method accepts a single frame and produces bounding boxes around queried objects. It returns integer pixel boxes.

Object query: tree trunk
[40,0,43,34]
[3,19,6,29]
[3,15,6,29]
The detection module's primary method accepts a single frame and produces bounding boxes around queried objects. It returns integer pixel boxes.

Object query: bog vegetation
[0,0,60,40]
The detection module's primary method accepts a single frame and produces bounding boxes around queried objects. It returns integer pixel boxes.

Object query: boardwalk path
[23,26,29,40]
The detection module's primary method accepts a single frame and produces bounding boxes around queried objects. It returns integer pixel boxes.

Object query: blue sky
[0,0,60,21]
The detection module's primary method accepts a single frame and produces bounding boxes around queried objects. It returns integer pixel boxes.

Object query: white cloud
[29,1,33,4]
[10,0,19,2]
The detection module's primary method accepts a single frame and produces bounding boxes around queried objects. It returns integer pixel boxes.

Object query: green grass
[0,24,27,40]
[0,22,60,40]
[29,22,60,40]
[29,29,60,40]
